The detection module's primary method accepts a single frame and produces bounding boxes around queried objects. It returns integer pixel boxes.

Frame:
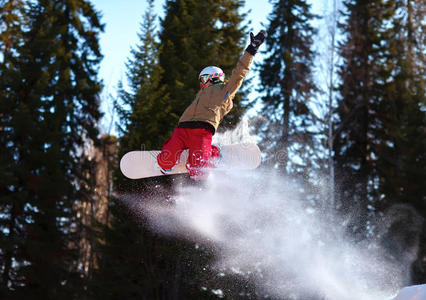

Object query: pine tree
[0,0,103,296]
[373,0,426,282]
[257,0,318,176]
[158,0,248,132]
[333,0,426,282]
[334,0,398,235]
[374,0,425,215]
[116,0,170,152]
[316,0,341,211]
[0,1,27,296]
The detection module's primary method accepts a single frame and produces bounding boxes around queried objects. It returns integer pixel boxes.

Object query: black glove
[246,30,267,56]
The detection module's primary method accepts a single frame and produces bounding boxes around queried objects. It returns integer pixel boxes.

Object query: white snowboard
[120,143,261,179]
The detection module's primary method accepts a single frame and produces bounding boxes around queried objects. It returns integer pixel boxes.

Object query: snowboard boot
[211,144,221,165]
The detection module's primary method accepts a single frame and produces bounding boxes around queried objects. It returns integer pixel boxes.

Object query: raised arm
[224,30,267,100]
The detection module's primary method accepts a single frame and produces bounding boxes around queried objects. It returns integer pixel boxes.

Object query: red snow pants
[157,128,220,179]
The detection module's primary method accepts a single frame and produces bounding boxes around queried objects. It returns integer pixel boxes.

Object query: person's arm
[224,30,267,100]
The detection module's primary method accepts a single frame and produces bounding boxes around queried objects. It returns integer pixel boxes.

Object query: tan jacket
[178,51,254,132]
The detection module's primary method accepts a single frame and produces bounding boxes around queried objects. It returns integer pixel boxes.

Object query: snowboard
[120,143,261,179]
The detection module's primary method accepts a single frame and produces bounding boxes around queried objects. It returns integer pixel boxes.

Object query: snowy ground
[392,284,426,300]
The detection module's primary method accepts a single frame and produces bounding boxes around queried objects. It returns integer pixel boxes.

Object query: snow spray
[126,117,411,300]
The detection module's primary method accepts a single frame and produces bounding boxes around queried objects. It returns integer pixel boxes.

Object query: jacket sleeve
[223,51,254,102]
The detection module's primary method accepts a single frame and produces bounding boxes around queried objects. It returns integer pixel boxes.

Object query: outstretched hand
[246,30,267,55]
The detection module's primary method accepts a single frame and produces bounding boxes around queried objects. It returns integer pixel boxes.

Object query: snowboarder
[157,30,266,179]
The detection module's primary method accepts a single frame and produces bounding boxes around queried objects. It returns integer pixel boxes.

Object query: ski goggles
[199,73,224,85]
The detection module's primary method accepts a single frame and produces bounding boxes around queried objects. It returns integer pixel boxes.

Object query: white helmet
[199,66,225,86]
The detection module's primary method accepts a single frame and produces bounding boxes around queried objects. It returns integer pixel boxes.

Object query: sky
[90,0,332,134]
[91,0,274,89]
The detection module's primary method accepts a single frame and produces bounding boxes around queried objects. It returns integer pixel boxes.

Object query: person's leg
[186,128,217,179]
[157,128,187,172]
